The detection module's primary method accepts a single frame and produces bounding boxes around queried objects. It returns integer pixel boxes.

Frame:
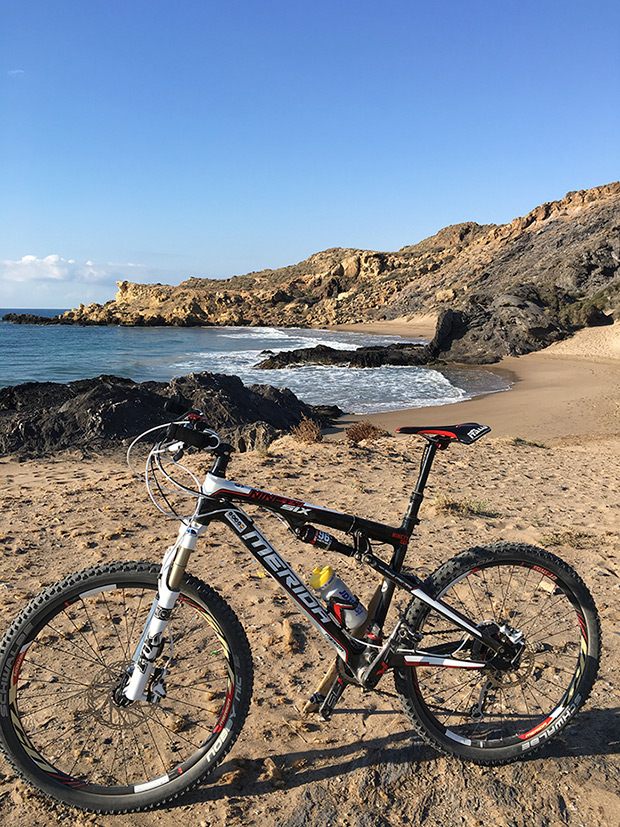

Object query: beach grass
[539,529,595,548]
[433,493,501,518]
[509,436,550,449]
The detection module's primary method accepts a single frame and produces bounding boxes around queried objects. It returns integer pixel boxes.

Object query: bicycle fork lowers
[119,525,199,705]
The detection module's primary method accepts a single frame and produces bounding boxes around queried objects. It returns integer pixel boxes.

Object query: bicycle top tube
[199,473,410,547]
[127,415,491,538]
[198,421,491,545]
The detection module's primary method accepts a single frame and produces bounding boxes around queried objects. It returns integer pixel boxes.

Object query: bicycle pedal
[318,676,346,721]
[302,692,325,716]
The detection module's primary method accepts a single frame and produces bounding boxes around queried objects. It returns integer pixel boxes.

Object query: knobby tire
[0,561,253,813]
[394,542,600,764]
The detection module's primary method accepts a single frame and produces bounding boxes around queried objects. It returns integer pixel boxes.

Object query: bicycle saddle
[396,422,491,444]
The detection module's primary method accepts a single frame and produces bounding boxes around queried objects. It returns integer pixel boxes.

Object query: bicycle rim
[0,561,252,811]
[395,543,600,762]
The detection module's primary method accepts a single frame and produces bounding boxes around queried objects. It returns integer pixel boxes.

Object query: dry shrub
[345,421,389,444]
[540,529,593,549]
[291,415,323,444]
[434,493,500,518]
[510,436,549,449]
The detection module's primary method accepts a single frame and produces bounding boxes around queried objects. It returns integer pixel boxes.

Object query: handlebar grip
[166,423,220,451]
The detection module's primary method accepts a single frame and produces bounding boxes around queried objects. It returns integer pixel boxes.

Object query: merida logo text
[241,529,331,624]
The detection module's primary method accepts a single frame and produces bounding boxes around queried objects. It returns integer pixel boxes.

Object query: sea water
[0,310,510,414]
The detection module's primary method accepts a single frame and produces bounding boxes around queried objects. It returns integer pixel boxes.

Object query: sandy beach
[0,320,619,827]
[333,317,620,444]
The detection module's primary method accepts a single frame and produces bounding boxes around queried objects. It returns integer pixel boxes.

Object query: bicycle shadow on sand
[176,704,620,810]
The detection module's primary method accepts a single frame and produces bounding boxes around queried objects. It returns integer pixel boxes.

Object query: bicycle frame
[197,479,504,674]
[123,436,518,705]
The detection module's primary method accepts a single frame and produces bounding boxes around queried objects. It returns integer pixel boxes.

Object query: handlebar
[163,398,228,455]
[165,422,221,452]
[164,420,234,477]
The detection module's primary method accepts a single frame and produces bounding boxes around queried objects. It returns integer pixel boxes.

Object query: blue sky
[1,0,619,308]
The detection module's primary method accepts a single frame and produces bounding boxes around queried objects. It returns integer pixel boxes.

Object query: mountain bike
[0,409,601,813]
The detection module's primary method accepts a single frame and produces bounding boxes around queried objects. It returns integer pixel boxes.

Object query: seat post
[401,438,440,534]
[368,439,442,635]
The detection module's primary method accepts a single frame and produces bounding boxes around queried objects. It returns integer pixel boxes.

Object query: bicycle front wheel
[394,542,600,764]
[0,561,253,812]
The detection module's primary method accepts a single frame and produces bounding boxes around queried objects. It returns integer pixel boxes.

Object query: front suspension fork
[122,523,201,702]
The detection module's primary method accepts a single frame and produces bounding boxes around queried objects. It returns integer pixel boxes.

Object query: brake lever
[167,441,185,461]
[187,413,210,431]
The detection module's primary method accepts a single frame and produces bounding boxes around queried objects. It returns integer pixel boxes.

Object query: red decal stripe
[518,715,553,740]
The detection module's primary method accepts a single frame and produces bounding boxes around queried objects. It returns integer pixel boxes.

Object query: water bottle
[309,565,368,632]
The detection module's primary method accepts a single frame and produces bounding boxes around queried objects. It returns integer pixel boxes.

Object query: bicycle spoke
[43,621,111,668]
[19,657,91,687]
[101,592,131,661]
[133,705,169,778]
[18,687,95,719]
[397,548,597,756]
[124,588,148,653]
[59,608,109,669]
[137,705,206,752]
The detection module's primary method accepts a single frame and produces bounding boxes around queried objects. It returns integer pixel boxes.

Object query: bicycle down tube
[121,438,517,706]
[191,475,514,677]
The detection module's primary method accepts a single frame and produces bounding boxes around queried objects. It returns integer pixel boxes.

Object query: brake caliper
[473,621,526,671]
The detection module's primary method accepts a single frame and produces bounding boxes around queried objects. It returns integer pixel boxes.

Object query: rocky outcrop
[4,183,619,362]
[257,290,598,368]
[0,373,333,456]
[2,313,71,325]
[437,289,567,363]
[255,314,454,369]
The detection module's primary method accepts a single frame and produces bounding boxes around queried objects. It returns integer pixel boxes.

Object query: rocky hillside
[5,182,619,362]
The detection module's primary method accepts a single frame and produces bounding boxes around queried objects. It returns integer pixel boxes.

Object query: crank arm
[318,673,347,721]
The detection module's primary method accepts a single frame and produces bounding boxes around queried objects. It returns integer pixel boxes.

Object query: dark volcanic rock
[167,374,313,431]
[305,403,344,424]
[2,313,66,325]
[431,295,565,363]
[0,376,165,456]
[435,285,611,363]
[0,373,319,456]
[255,339,435,370]
[255,295,612,369]
[254,309,476,368]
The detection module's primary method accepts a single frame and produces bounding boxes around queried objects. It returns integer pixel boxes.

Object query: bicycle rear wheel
[0,561,253,812]
[394,542,600,764]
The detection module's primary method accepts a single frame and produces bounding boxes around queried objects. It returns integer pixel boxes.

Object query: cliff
[5,183,619,361]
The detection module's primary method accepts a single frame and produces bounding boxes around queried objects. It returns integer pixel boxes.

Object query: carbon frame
[195,474,506,679]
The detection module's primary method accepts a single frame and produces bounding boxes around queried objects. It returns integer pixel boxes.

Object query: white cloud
[7,69,25,76]
[1,254,112,285]
[0,255,149,307]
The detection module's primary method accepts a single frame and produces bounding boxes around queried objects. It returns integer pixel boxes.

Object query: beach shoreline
[328,316,620,444]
